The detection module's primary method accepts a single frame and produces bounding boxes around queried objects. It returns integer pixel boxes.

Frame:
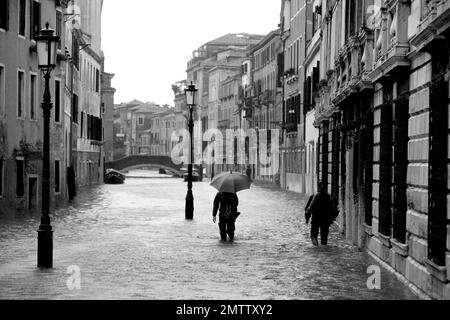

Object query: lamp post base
[185,191,194,220]
[37,227,54,268]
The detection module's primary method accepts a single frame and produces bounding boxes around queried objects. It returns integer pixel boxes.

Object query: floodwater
[0,170,420,299]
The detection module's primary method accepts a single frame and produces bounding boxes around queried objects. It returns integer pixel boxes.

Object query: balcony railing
[411,0,450,51]
[218,119,231,129]
[283,68,299,84]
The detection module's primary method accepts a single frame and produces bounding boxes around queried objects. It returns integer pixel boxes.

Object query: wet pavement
[0,171,420,299]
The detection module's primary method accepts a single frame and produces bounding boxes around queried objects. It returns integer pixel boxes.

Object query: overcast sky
[101,0,280,106]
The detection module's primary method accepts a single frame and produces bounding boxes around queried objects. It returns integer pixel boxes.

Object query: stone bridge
[105,155,184,176]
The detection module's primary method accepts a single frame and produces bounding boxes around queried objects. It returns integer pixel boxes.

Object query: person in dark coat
[212,192,239,242]
[67,165,77,201]
[246,165,252,179]
[305,182,338,246]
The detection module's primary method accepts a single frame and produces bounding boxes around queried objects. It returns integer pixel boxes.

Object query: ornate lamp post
[35,23,60,268]
[184,82,197,220]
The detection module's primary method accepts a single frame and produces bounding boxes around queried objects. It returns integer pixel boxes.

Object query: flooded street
[0,171,419,299]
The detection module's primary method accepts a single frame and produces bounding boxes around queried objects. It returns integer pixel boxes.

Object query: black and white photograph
[0,0,450,311]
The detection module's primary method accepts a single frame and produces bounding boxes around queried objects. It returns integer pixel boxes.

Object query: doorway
[28,176,38,210]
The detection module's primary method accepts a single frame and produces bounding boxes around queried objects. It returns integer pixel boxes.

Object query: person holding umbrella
[211,171,252,242]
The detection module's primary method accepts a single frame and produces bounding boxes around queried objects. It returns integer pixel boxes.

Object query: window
[393,95,409,243]
[0,64,4,116]
[16,159,24,197]
[54,79,60,122]
[95,68,99,93]
[0,157,4,197]
[321,124,329,186]
[138,117,144,125]
[72,33,79,69]
[87,114,91,139]
[56,11,62,49]
[18,0,26,37]
[80,112,84,138]
[30,0,40,39]
[378,102,393,237]
[0,0,8,30]
[18,70,25,118]
[72,93,78,123]
[428,71,448,266]
[364,110,374,226]
[30,73,37,119]
[54,160,60,193]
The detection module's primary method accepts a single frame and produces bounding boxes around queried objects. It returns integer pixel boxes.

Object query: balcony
[359,27,376,91]
[260,90,275,105]
[285,123,298,134]
[242,107,252,119]
[332,37,364,106]
[284,68,299,84]
[368,1,411,83]
[218,119,230,130]
[410,0,450,52]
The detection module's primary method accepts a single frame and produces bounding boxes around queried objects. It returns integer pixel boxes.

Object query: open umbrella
[210,171,252,193]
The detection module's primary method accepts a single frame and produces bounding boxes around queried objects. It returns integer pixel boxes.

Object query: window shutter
[304,80,309,114]
[313,64,320,92]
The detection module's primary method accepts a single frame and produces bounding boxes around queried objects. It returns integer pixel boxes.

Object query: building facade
[0,0,71,211]
[185,33,264,177]
[71,0,104,188]
[313,0,450,299]
[280,0,308,193]
[101,68,115,162]
[244,29,283,184]
[218,74,241,173]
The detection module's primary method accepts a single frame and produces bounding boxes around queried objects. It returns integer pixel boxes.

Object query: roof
[115,99,145,110]
[131,104,166,114]
[206,33,265,47]
[250,29,281,54]
[127,99,145,105]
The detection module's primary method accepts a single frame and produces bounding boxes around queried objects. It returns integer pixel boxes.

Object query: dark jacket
[213,192,239,217]
[305,192,338,225]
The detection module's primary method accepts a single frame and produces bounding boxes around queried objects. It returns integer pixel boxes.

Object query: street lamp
[35,23,60,268]
[184,82,197,220]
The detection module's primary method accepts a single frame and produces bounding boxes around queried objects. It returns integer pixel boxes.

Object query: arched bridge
[105,155,184,176]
